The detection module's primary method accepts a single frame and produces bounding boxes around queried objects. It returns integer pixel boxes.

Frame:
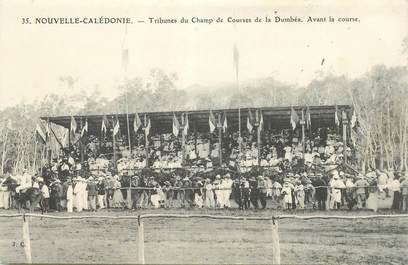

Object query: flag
[233,44,239,81]
[81,120,88,137]
[258,110,264,131]
[173,113,180,137]
[35,123,46,143]
[209,110,216,133]
[350,109,357,128]
[133,112,142,132]
[290,107,299,130]
[101,115,108,135]
[305,107,312,130]
[222,112,228,133]
[144,117,151,136]
[183,113,189,136]
[70,116,77,133]
[335,105,340,127]
[62,129,69,147]
[247,109,254,133]
[113,118,120,136]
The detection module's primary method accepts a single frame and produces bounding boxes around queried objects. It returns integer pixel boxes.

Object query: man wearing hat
[163,181,174,208]
[329,171,345,210]
[66,179,74,213]
[222,173,233,208]
[344,175,356,210]
[204,178,215,208]
[249,176,259,209]
[38,177,50,212]
[257,175,268,209]
[87,177,98,211]
[314,173,327,210]
[15,168,32,193]
[213,175,223,208]
[50,179,63,212]
[400,173,408,211]
[183,177,193,208]
[240,177,251,210]
[354,175,369,209]
[96,177,106,210]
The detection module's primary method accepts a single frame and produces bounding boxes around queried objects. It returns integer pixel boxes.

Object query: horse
[3,177,44,213]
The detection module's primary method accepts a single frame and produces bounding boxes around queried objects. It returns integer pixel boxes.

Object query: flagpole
[112,116,117,171]
[257,110,261,167]
[80,118,84,165]
[301,109,305,153]
[181,114,185,166]
[120,24,132,154]
[218,113,222,166]
[32,139,38,174]
[144,114,149,168]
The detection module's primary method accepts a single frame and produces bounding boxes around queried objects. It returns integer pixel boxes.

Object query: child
[281,181,292,210]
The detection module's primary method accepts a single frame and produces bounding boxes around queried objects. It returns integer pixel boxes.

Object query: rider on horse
[15,168,32,194]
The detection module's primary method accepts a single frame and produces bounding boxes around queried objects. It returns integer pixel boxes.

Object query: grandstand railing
[1,212,408,264]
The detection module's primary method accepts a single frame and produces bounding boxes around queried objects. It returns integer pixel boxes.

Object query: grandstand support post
[301,110,305,153]
[218,114,222,166]
[80,118,84,165]
[112,116,117,171]
[257,122,261,166]
[271,217,281,265]
[137,216,145,264]
[342,112,348,164]
[128,178,132,209]
[144,115,149,168]
[181,126,186,165]
[32,140,38,174]
[22,215,32,264]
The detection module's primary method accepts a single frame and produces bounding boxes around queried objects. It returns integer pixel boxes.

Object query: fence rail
[1,212,408,264]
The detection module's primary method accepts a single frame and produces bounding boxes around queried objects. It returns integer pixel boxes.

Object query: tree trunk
[1,129,8,174]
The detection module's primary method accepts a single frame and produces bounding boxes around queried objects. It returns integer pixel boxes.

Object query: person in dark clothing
[257,176,267,209]
[249,177,259,209]
[86,177,98,211]
[183,178,194,208]
[232,179,243,209]
[96,178,106,209]
[241,179,251,210]
[314,174,327,210]
[50,179,64,212]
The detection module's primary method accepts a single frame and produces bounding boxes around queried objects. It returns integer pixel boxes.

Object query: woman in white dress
[112,179,125,208]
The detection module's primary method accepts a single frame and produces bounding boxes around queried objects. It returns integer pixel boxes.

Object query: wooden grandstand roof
[41,105,352,136]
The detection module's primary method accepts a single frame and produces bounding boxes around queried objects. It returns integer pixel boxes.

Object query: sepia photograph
[0,0,407,264]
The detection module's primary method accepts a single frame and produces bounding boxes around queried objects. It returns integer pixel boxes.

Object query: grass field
[0,208,407,264]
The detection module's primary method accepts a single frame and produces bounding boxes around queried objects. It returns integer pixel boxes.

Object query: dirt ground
[0,208,407,264]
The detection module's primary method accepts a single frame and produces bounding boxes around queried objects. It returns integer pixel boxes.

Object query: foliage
[0,65,407,174]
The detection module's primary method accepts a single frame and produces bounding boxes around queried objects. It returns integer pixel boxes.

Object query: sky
[0,0,407,110]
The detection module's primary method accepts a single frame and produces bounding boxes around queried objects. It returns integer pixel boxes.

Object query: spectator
[87,177,98,212]
[400,174,408,211]
[390,176,401,210]
[354,175,369,209]
[96,177,106,209]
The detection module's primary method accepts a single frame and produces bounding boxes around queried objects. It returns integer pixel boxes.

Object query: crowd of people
[83,127,352,174]
[1,167,407,213]
[1,126,407,213]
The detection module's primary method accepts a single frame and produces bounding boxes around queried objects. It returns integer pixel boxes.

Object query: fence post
[137,215,145,264]
[22,215,32,264]
[271,217,280,265]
